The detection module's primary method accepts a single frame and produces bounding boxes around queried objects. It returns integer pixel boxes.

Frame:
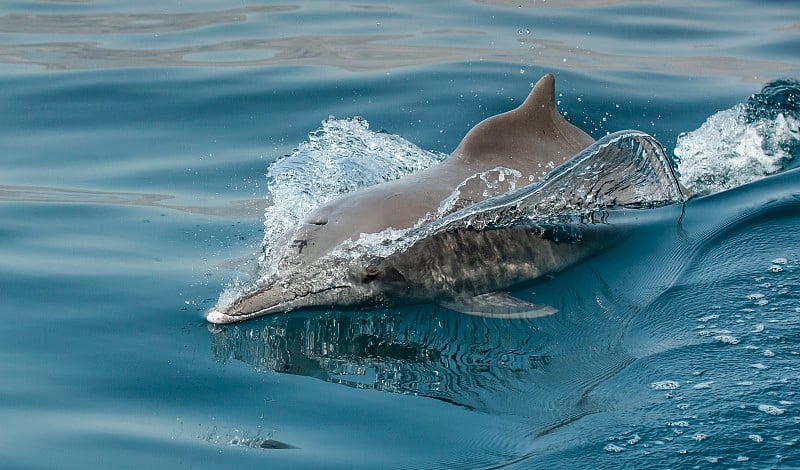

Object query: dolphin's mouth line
[209,284,354,325]
[287,284,352,304]
[252,283,353,314]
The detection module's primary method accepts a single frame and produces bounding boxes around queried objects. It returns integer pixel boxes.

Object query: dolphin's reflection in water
[211,307,553,407]
[209,297,636,428]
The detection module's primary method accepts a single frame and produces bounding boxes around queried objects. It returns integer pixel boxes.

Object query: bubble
[758,404,785,415]
[651,380,681,390]
[714,335,740,345]
[698,314,719,322]
[604,443,625,452]
[667,421,690,427]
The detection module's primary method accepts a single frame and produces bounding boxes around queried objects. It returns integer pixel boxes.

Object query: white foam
[675,104,799,194]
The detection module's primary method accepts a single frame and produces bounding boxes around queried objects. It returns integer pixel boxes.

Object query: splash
[675,79,800,195]
[257,116,446,278]
[436,166,525,218]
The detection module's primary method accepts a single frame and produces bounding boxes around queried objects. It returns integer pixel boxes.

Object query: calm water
[1,1,799,468]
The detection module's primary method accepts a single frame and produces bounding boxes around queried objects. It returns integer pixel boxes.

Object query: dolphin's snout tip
[206,307,235,325]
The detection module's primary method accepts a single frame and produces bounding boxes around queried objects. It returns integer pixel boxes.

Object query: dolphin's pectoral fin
[440,292,557,319]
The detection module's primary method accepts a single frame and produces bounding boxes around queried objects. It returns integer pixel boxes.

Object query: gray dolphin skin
[207,74,688,324]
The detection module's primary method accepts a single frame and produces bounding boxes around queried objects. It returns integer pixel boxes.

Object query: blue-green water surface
[1,1,799,468]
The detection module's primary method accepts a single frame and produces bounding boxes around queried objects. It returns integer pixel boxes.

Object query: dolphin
[280,73,594,267]
[207,78,688,324]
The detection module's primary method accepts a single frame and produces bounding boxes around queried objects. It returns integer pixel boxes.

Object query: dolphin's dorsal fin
[452,73,594,169]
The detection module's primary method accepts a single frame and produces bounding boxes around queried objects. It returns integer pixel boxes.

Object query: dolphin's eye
[304,215,328,226]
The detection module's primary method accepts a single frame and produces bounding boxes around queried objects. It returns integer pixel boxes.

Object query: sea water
[1,1,799,468]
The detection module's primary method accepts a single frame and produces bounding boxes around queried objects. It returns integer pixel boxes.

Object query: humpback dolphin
[207,75,688,324]
[284,73,594,266]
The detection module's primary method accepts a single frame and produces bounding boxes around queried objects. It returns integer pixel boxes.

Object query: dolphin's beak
[206,275,358,324]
